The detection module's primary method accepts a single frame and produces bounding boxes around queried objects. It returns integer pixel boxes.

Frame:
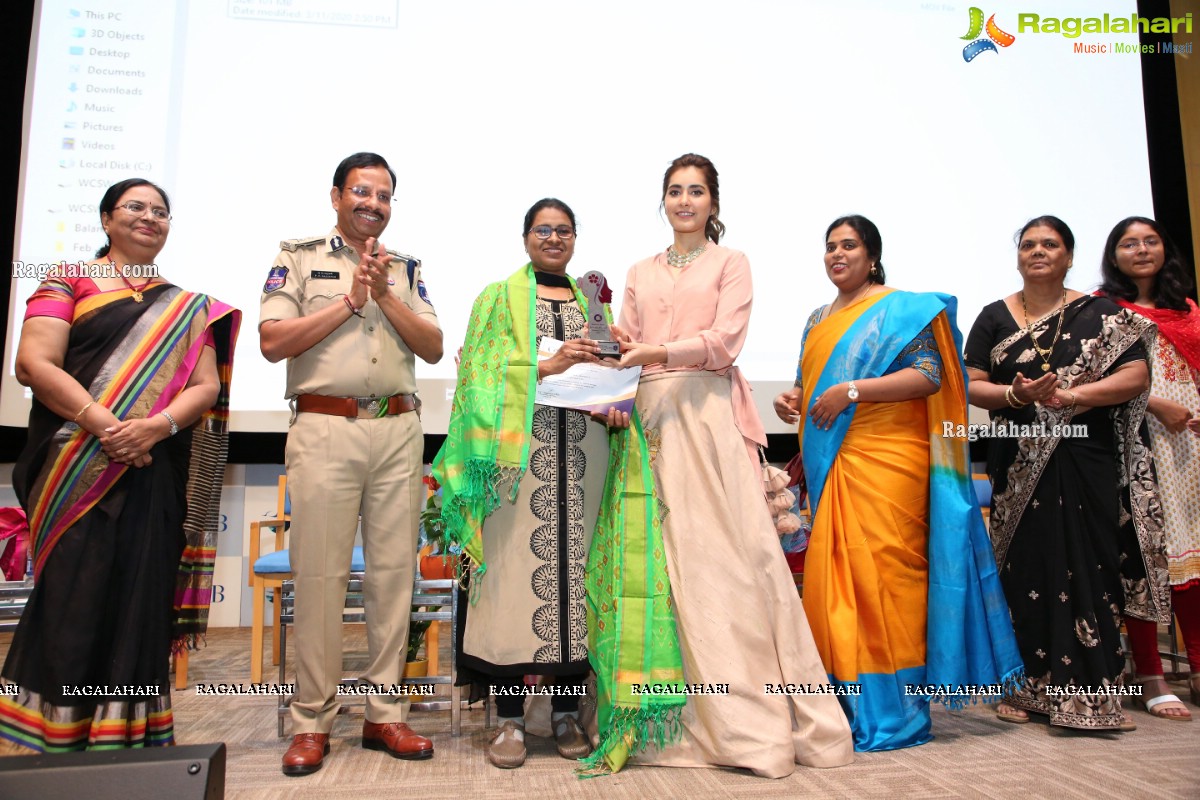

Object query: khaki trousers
[285,411,423,732]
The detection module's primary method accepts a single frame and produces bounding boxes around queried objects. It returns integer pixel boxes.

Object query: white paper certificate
[535,338,641,415]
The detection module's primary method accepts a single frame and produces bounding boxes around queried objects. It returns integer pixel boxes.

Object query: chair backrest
[249,475,291,582]
[278,475,290,519]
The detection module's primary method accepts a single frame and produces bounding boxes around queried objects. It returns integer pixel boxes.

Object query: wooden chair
[174,650,189,689]
[249,476,367,683]
[249,476,291,683]
[181,474,293,689]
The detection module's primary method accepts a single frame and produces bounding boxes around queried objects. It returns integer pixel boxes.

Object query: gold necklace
[830,282,876,315]
[111,258,153,303]
[1021,290,1067,371]
[666,243,706,267]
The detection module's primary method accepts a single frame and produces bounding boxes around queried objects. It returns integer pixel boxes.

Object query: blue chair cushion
[253,546,365,575]
[973,478,992,508]
[253,549,291,575]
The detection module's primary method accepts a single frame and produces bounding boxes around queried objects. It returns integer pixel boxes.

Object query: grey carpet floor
[3,627,1199,799]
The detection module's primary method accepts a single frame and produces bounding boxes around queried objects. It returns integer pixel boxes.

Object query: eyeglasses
[117,200,171,222]
[530,225,575,240]
[1117,237,1161,252]
[345,186,394,205]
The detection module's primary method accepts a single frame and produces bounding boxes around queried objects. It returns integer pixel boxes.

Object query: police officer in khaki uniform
[260,152,442,776]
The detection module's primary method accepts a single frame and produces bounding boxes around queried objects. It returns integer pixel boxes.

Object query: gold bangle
[1064,389,1077,409]
[1005,386,1027,409]
[74,400,95,423]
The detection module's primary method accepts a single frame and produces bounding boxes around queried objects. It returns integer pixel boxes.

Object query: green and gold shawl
[431,263,588,574]
[581,414,685,775]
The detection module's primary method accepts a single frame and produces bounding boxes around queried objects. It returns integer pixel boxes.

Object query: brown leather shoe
[282,732,330,776]
[553,715,592,759]
[487,719,526,769]
[362,721,434,760]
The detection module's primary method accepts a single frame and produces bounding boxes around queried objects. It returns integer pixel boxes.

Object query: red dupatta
[1110,297,1200,377]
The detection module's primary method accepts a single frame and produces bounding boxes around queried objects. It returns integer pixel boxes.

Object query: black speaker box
[0,742,225,800]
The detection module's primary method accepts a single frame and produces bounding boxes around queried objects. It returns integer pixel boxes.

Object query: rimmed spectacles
[1117,237,1161,251]
[530,225,575,240]
[346,186,394,205]
[117,200,171,222]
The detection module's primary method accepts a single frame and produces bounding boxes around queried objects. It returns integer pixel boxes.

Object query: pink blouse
[25,276,216,347]
[25,275,108,322]
[618,245,766,446]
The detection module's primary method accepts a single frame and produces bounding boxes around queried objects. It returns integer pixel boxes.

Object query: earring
[869,265,878,276]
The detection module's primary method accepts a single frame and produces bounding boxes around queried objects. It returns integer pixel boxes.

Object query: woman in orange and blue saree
[774,215,1021,751]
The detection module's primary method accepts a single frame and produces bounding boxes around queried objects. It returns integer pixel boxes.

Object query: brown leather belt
[296,394,418,419]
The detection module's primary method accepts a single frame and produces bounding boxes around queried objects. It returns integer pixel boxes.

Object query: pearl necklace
[666,243,706,268]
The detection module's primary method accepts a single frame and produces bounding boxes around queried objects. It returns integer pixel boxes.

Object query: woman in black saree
[963,215,1168,731]
[0,179,240,751]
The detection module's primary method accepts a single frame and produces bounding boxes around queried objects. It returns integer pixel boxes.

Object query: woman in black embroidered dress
[963,215,1168,731]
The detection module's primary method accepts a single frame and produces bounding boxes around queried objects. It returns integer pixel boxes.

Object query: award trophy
[578,271,621,358]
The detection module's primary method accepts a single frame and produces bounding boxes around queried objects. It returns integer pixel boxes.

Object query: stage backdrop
[5,0,1176,433]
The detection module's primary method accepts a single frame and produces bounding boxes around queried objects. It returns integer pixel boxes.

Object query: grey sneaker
[487,720,526,769]
[553,715,592,759]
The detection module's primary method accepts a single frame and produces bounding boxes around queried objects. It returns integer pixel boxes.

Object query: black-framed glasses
[1117,237,1161,251]
[116,200,171,222]
[346,186,394,205]
[530,225,575,240]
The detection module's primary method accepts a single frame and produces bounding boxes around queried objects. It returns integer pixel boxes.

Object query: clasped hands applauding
[347,235,389,310]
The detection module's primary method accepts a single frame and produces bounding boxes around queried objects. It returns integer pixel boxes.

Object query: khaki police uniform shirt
[259,228,440,398]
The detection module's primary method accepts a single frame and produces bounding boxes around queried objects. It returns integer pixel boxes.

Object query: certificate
[535,338,641,415]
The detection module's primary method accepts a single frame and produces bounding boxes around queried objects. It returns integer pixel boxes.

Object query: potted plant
[403,608,434,698]
[418,482,459,580]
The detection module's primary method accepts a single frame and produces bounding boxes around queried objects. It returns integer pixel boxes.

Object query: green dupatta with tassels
[431,263,573,575]
[431,263,685,774]
[581,414,685,775]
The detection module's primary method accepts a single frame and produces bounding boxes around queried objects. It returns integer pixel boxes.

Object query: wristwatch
[847,381,860,402]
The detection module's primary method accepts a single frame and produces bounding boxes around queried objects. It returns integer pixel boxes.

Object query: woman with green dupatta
[0,179,240,752]
[433,199,629,769]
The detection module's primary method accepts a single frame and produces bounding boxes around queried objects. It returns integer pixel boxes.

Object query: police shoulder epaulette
[386,249,419,267]
[278,235,326,252]
[388,250,421,290]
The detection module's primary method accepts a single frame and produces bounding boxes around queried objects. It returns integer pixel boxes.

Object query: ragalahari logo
[961,7,1016,61]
